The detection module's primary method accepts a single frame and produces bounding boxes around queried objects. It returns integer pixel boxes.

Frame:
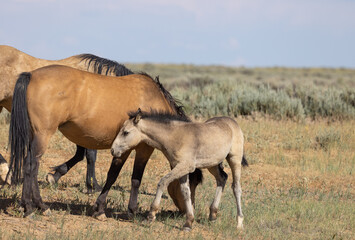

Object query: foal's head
[111,108,143,157]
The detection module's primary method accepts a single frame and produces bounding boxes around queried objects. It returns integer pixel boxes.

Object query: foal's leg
[85,149,101,193]
[46,145,85,184]
[148,163,192,224]
[208,163,228,221]
[178,174,194,231]
[0,153,10,184]
[226,154,244,229]
[128,144,154,216]
[92,151,131,219]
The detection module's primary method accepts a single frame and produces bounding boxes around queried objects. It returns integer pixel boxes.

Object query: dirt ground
[0,150,353,239]
[0,119,354,239]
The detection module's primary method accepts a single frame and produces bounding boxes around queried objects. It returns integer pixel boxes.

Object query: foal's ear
[133,108,142,124]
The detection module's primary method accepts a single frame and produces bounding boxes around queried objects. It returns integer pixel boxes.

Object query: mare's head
[111,108,143,157]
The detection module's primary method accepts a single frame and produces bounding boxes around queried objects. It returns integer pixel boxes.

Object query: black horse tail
[242,155,249,167]
[6,72,33,185]
[189,168,203,186]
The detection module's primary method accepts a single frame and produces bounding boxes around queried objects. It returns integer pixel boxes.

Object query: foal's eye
[123,131,129,136]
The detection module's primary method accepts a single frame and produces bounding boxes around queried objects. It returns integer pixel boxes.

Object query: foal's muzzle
[111,148,121,157]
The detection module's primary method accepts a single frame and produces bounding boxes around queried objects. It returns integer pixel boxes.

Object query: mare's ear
[133,108,142,124]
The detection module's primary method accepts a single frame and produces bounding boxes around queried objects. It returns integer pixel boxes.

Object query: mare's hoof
[127,206,138,220]
[93,212,107,221]
[127,210,135,220]
[46,173,56,185]
[86,185,102,194]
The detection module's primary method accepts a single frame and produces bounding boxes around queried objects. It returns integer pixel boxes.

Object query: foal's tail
[6,72,33,185]
[242,155,249,167]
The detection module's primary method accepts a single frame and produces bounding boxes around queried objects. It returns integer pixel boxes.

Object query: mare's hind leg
[128,144,154,216]
[92,150,131,219]
[23,133,52,216]
[208,163,228,221]
[85,149,101,193]
[226,154,244,229]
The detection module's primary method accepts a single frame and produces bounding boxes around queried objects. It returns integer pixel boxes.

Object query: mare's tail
[6,72,33,185]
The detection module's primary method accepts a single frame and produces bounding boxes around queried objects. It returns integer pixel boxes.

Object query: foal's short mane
[78,54,134,76]
[129,110,191,124]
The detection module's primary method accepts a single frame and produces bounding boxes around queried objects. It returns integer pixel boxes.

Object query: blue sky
[1,0,354,68]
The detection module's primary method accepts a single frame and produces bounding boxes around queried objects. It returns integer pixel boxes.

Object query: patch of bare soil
[0,130,353,239]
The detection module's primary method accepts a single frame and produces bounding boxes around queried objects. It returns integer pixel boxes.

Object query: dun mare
[8,65,202,217]
[0,45,132,191]
[111,109,248,231]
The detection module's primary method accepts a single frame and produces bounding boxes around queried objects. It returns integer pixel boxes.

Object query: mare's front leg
[46,145,85,184]
[128,144,154,217]
[92,151,131,219]
[85,149,101,193]
[148,163,192,225]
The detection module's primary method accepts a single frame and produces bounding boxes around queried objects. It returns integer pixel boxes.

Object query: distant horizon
[1,1,354,68]
[124,61,355,70]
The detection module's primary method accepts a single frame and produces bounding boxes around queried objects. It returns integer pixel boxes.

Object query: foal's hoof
[183,226,192,232]
[46,173,56,185]
[147,215,156,223]
[237,216,244,230]
[24,212,35,219]
[142,215,155,226]
[42,208,52,216]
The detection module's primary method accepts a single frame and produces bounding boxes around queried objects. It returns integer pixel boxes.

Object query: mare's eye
[123,131,129,136]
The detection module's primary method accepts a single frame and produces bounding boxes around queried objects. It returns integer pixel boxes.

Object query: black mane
[129,110,191,124]
[78,54,188,120]
[78,54,134,76]
[137,72,188,119]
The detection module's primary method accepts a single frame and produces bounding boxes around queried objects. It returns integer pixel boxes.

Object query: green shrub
[172,80,354,120]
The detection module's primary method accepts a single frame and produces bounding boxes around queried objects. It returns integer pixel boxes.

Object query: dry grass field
[0,65,354,239]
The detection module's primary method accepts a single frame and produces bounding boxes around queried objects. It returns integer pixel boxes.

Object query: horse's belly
[58,122,115,150]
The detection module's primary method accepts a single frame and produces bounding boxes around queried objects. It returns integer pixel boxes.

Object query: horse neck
[139,120,175,152]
